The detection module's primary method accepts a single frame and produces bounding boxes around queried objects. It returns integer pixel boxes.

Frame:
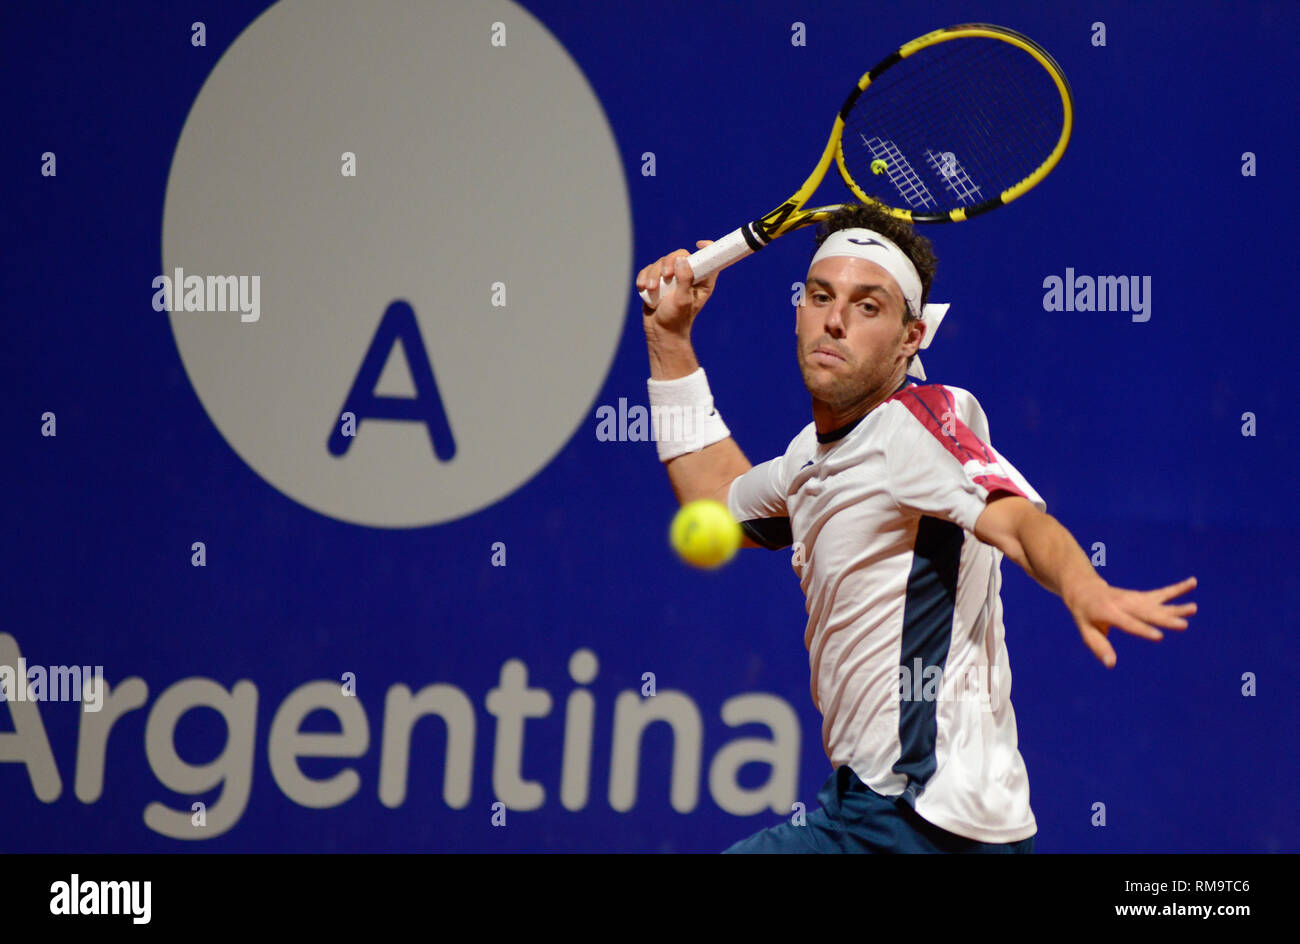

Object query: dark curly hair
[811,202,938,321]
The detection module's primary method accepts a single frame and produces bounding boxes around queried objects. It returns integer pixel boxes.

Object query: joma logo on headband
[846,237,885,248]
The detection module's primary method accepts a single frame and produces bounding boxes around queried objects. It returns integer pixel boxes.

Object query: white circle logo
[162,0,630,527]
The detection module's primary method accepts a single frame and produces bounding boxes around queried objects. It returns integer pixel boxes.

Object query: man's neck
[812,371,912,437]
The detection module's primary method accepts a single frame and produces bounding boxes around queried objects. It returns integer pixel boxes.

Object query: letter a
[328,301,456,460]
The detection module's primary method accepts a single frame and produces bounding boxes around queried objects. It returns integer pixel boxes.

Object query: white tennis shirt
[726,380,1044,843]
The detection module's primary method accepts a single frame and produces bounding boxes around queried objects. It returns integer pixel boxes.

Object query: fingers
[672,256,694,308]
[1146,604,1192,630]
[637,269,660,311]
[1121,596,1186,632]
[1112,610,1164,641]
[635,249,699,287]
[634,256,664,293]
[636,248,693,308]
[1073,600,1153,672]
[1152,576,1197,602]
[1076,620,1117,669]
[1074,577,1199,668]
[1142,577,1198,628]
[692,240,721,292]
[636,256,669,294]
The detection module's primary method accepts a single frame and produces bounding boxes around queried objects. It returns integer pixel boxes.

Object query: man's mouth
[812,347,845,363]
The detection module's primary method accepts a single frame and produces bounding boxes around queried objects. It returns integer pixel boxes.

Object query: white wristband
[647,367,731,462]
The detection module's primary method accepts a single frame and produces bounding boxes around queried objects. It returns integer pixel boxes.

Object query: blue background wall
[3,0,1296,852]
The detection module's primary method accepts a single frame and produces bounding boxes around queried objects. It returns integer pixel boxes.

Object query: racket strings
[841,36,1064,214]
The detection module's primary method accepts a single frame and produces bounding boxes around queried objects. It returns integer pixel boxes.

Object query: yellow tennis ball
[670,499,742,570]
[871,158,887,175]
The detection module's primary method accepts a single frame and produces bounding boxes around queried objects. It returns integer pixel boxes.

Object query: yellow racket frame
[760,22,1073,237]
[638,23,1074,307]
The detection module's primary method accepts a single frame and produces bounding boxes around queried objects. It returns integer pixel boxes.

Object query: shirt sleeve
[725,456,793,550]
[885,385,1046,533]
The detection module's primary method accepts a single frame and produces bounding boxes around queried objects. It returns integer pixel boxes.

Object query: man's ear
[903,316,927,356]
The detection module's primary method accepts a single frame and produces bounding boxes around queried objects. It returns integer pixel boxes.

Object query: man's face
[796,255,924,413]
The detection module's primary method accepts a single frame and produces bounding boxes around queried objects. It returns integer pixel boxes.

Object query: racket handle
[638,227,755,306]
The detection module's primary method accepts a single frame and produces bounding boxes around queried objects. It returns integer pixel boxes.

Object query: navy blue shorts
[723,766,1035,854]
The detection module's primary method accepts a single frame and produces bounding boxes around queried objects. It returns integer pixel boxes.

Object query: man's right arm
[639,245,760,547]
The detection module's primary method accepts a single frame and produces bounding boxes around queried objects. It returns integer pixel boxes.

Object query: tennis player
[637,202,1198,853]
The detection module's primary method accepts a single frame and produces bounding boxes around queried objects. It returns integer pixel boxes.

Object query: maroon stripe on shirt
[887,386,1029,499]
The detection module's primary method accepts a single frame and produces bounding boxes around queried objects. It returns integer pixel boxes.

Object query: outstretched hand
[1065,576,1198,668]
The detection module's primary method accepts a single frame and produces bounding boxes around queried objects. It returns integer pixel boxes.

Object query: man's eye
[812,293,830,303]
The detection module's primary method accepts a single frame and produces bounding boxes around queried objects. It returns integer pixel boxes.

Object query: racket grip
[638,227,755,306]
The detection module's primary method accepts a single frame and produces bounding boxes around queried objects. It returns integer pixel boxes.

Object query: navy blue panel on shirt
[739,516,793,550]
[892,514,964,803]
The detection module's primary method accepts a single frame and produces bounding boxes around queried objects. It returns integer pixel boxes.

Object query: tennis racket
[640,22,1073,306]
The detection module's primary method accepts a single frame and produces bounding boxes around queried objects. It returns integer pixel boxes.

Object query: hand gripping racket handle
[638,227,756,307]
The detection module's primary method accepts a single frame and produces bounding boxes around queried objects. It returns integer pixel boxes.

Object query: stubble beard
[800,346,896,414]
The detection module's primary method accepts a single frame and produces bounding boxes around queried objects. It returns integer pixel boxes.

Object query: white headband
[809,228,949,380]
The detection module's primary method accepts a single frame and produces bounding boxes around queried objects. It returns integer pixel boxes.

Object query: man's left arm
[973,494,1198,668]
